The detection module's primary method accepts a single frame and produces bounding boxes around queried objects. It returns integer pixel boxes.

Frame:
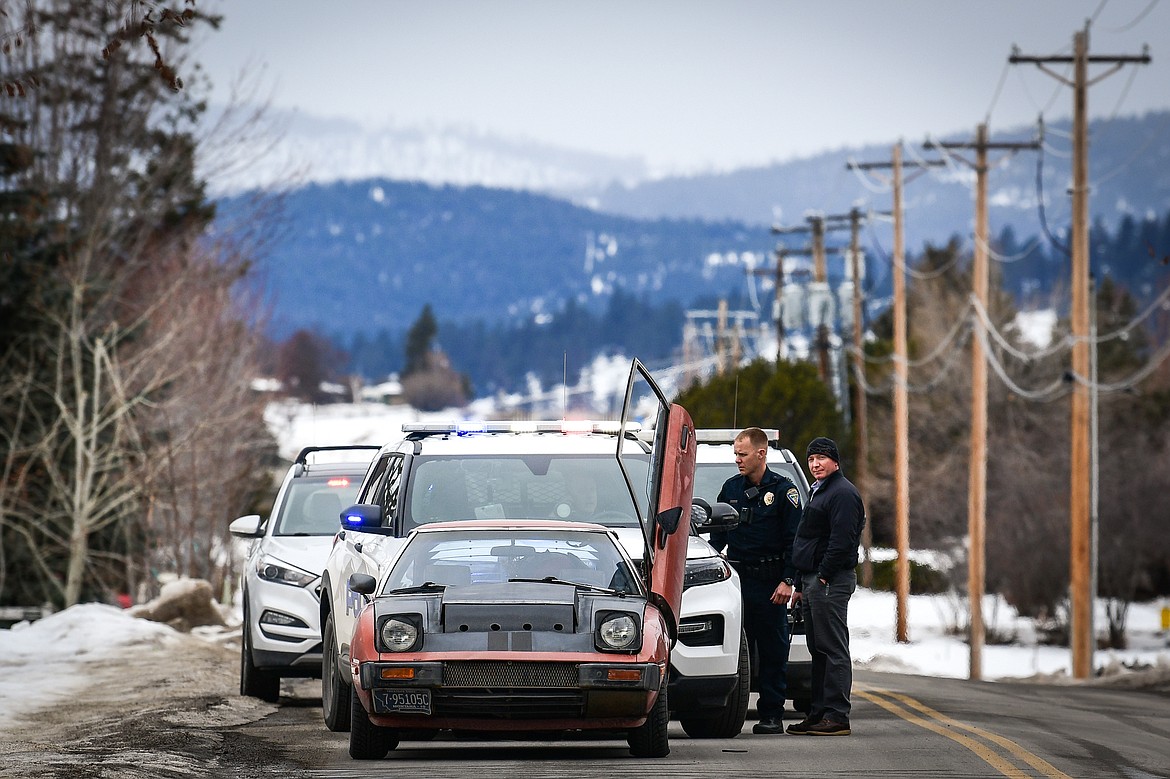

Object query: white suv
[230,445,379,701]
[691,429,812,714]
[320,421,750,738]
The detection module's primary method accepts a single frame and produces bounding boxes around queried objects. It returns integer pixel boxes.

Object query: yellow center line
[854,688,1029,778]
[881,689,1072,779]
[856,685,1073,779]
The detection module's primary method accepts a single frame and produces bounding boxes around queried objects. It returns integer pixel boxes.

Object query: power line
[1098,0,1160,33]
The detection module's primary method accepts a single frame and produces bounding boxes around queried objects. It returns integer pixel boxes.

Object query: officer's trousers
[740,575,791,719]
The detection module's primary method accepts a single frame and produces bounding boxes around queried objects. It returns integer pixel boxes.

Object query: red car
[342,360,697,759]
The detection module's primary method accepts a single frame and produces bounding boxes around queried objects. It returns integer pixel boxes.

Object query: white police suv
[230,444,379,702]
[319,420,749,738]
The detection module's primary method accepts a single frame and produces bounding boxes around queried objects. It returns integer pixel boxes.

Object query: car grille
[443,661,578,688]
[437,661,584,719]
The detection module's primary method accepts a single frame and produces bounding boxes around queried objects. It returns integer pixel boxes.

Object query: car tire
[348,684,399,759]
[322,610,352,732]
[240,605,280,703]
[627,681,670,758]
[679,629,750,739]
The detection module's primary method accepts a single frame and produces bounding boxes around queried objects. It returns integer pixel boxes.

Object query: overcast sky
[192,0,1169,176]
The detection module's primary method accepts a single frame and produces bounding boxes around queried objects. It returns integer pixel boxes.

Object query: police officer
[710,427,803,735]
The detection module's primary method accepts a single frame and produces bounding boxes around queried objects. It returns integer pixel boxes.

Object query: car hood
[611,528,716,562]
[260,536,334,576]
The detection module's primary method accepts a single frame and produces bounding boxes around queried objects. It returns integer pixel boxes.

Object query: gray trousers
[800,569,856,723]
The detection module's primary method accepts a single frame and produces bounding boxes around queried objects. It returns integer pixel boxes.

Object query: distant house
[359,374,405,405]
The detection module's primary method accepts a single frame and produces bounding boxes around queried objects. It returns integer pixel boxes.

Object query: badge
[763,491,774,506]
[786,487,800,507]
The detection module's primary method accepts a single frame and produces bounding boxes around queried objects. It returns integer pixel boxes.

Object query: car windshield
[273,475,362,536]
[406,455,649,530]
[383,528,641,594]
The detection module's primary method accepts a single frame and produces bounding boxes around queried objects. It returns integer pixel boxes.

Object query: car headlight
[683,556,732,589]
[596,611,640,651]
[378,615,422,652]
[255,555,316,587]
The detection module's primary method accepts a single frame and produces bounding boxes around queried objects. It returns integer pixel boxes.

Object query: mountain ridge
[217,110,1170,353]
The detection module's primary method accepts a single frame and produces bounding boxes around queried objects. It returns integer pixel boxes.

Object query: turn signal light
[380,667,417,680]
[606,668,643,682]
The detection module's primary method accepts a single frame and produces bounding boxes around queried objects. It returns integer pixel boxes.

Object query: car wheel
[240,606,280,703]
[322,610,352,732]
[348,684,399,759]
[627,682,670,758]
[679,629,749,739]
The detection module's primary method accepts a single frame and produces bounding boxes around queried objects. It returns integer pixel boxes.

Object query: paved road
[238,671,1170,778]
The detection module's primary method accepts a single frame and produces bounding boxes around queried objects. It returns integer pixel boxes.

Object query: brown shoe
[785,715,821,735]
[806,718,850,736]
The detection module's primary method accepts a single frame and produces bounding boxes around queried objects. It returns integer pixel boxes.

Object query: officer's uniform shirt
[712,467,802,578]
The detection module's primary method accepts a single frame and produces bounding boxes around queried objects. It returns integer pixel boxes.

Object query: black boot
[753,716,784,735]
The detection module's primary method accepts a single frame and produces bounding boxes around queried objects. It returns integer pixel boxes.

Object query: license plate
[372,688,432,715]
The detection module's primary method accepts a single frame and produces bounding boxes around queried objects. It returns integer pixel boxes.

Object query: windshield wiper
[508,577,626,596]
[385,581,447,594]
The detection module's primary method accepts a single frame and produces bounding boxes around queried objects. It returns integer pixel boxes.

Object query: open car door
[616,358,696,642]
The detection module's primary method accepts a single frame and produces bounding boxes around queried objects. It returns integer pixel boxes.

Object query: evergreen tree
[403,304,438,378]
[673,359,846,458]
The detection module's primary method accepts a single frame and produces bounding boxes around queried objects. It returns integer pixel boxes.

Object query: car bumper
[355,659,664,731]
[666,573,743,715]
[244,579,324,674]
[671,574,742,679]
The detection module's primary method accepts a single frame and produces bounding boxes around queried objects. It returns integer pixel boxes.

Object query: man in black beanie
[786,437,865,736]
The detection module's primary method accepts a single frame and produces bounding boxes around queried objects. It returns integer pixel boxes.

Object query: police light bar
[401,421,640,436]
[693,429,782,446]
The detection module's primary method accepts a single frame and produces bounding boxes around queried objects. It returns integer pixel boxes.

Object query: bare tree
[0,1,272,608]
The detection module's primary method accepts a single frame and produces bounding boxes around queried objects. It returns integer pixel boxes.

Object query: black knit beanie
[806,437,840,464]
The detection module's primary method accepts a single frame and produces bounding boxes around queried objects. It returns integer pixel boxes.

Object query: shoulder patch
[786,487,800,507]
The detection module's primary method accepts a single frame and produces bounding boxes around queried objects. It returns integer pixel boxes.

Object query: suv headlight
[255,555,316,587]
[683,556,732,589]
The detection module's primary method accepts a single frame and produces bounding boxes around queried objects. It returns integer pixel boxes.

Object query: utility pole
[845,206,874,588]
[750,243,824,359]
[1011,22,1149,680]
[928,125,1040,680]
[773,246,787,360]
[849,145,945,643]
[773,215,851,384]
[747,246,789,361]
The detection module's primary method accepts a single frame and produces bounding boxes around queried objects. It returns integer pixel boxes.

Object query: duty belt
[728,555,786,580]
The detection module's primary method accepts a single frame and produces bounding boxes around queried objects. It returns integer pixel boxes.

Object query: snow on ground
[3,579,1168,734]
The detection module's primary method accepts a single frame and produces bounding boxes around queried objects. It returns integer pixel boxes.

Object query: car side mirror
[228,514,263,538]
[690,499,740,533]
[348,572,377,595]
[340,503,382,530]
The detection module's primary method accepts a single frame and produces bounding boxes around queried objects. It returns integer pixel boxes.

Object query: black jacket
[712,468,803,581]
[792,469,865,581]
